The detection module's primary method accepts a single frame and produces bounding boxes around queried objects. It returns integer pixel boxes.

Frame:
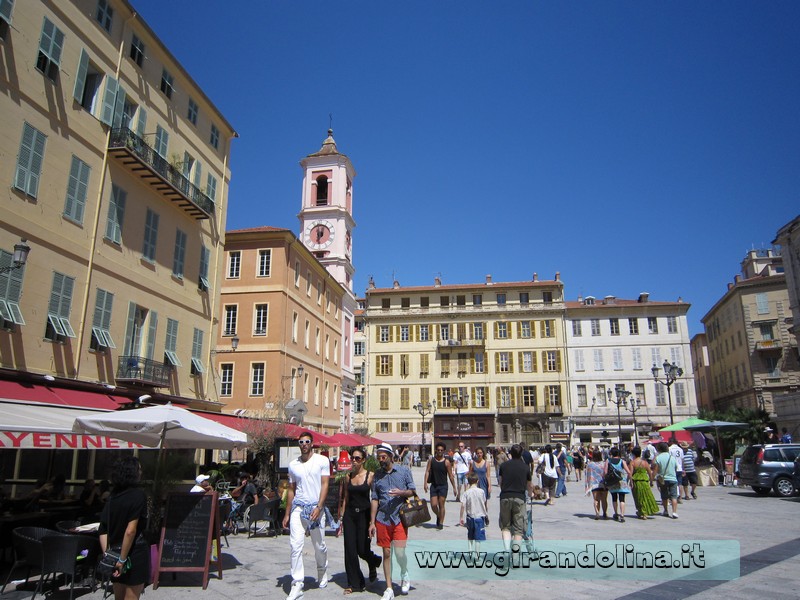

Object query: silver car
[738,444,800,497]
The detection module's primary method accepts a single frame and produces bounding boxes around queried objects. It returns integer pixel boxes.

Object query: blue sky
[133,1,799,335]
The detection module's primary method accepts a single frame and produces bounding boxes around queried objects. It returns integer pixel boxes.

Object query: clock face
[305,220,335,250]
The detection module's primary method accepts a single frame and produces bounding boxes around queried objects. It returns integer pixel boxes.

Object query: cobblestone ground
[3,466,798,600]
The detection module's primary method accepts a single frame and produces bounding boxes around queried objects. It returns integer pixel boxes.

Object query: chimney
[392,280,400,289]
[555,272,561,282]
[577,294,583,303]
[727,282,734,290]
[604,295,616,305]
[434,276,441,287]
[368,276,376,290]
[638,292,649,303]
[734,275,741,284]
[485,274,493,285]
[532,273,538,282]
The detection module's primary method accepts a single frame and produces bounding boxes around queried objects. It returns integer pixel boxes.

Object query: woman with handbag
[537,445,560,506]
[605,447,633,522]
[337,447,382,595]
[98,456,150,600]
[468,447,492,500]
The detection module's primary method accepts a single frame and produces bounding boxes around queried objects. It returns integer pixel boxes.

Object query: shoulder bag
[399,493,431,528]
[656,455,672,486]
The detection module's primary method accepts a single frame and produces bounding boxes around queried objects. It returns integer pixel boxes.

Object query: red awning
[0,381,127,410]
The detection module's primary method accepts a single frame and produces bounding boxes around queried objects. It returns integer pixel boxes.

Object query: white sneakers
[318,568,329,588]
[400,572,410,594]
[286,581,304,600]
[382,588,395,600]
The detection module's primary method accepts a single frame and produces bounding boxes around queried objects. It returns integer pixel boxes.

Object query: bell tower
[298,129,355,293]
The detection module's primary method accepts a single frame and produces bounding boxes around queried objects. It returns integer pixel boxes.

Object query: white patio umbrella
[72,403,248,450]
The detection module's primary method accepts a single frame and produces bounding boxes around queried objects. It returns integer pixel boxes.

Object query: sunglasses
[298,440,312,445]
[352,456,364,462]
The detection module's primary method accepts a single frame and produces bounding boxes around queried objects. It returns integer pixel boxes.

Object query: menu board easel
[153,492,221,589]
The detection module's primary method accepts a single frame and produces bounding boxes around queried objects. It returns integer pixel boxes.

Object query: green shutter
[100,77,118,125]
[136,107,147,138]
[146,310,158,360]
[123,301,137,355]
[112,85,126,129]
[73,48,89,103]
[64,156,90,223]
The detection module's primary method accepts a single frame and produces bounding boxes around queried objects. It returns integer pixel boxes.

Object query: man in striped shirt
[680,441,698,500]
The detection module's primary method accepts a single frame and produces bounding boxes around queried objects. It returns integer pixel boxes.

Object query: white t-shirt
[453,450,472,474]
[539,453,559,479]
[668,444,685,473]
[288,453,330,504]
[461,486,487,518]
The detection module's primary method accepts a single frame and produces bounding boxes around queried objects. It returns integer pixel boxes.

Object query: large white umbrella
[72,403,248,450]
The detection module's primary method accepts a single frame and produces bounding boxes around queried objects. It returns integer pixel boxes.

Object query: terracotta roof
[565,298,686,309]
[368,280,562,294]
[226,226,290,234]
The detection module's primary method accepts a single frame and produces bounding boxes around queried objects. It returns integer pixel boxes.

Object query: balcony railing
[437,338,485,349]
[755,339,782,351]
[116,355,171,387]
[108,128,215,219]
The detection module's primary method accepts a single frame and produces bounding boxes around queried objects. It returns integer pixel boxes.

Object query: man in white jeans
[283,432,330,600]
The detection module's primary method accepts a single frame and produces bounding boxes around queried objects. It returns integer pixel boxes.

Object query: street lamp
[213,335,239,353]
[607,388,631,449]
[652,359,683,426]
[0,239,31,273]
[415,400,436,459]
[453,391,468,443]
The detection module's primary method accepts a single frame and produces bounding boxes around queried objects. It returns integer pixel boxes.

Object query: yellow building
[364,275,566,450]
[214,228,345,434]
[0,0,235,404]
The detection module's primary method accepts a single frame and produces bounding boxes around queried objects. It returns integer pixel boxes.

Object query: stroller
[522,495,538,558]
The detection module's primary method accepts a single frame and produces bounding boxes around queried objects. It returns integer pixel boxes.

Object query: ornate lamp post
[625,395,644,447]
[453,392,468,444]
[607,388,631,449]
[652,359,683,426]
[415,400,436,460]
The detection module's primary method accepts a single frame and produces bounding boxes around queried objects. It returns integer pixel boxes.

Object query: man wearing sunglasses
[369,443,415,600]
[283,432,330,600]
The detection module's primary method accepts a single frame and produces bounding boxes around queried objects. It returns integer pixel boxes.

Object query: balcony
[108,128,214,220]
[116,355,171,387]
[437,338,485,349]
[755,339,782,351]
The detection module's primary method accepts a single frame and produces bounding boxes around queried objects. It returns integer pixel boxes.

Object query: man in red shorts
[369,443,416,600]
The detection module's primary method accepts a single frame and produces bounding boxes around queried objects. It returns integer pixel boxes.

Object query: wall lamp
[0,239,31,273]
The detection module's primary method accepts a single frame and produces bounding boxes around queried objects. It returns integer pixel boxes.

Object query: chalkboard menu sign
[153,492,221,589]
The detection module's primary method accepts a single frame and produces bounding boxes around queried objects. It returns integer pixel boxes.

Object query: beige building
[214,228,345,434]
[691,333,713,412]
[0,0,235,405]
[352,298,368,433]
[701,250,800,415]
[364,275,566,450]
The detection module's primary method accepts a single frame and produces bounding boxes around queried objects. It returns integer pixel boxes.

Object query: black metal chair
[245,498,279,538]
[34,534,100,600]
[1,526,51,593]
[218,497,232,547]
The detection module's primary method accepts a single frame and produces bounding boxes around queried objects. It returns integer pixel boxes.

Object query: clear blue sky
[133,1,799,336]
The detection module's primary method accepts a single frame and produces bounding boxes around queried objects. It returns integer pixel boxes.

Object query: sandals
[344,589,353,595]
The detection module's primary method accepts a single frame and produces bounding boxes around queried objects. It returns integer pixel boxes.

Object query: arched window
[316,176,328,206]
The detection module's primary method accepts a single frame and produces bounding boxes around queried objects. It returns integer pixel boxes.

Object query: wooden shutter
[100,76,119,125]
[112,85,126,129]
[510,386,516,407]
[146,310,158,360]
[136,108,147,138]
[494,353,500,373]
[73,48,89,103]
[532,352,538,372]
[556,350,562,372]
[508,353,514,373]
[123,301,137,355]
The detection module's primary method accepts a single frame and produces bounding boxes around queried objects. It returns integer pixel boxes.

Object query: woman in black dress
[337,447,382,594]
[98,456,150,600]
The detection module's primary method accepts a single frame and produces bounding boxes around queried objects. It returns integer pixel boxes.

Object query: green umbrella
[660,417,710,432]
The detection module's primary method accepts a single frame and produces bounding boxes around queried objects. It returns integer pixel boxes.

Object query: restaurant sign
[0,431,142,449]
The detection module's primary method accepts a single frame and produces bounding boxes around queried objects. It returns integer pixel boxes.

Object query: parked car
[794,455,800,495]
[738,444,800,497]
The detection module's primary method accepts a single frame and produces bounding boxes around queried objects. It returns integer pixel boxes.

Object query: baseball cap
[195,474,210,485]
[376,443,393,455]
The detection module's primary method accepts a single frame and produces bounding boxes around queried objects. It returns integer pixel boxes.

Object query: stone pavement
[2,466,799,600]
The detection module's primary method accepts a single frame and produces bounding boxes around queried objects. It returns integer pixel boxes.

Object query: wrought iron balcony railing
[108,128,215,219]
[116,355,171,387]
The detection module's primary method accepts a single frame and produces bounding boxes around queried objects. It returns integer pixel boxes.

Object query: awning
[374,432,425,446]
[0,380,129,410]
[198,411,337,446]
[0,401,141,449]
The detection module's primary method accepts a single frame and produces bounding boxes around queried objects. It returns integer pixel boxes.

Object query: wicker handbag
[399,494,431,528]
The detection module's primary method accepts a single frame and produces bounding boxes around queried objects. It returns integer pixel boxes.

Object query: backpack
[603,460,624,487]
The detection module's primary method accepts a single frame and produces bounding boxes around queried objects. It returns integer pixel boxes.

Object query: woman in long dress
[468,447,492,499]
[628,446,659,519]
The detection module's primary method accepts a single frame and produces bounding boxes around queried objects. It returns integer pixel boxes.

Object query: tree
[236,410,287,489]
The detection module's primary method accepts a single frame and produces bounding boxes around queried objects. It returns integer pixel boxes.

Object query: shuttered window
[14,123,47,198]
[46,272,76,340]
[164,318,181,366]
[36,17,64,81]
[63,156,91,223]
[172,228,187,278]
[105,184,126,244]
[90,288,115,349]
[191,328,204,374]
[0,249,25,326]
[142,209,159,261]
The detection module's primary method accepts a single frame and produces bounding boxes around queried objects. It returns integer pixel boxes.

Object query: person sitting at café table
[190,474,213,494]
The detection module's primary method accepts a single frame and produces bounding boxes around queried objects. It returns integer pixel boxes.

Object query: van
[738,444,800,497]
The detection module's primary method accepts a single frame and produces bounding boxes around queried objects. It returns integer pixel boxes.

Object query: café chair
[245,498,279,538]
[1,526,51,593]
[34,534,100,600]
